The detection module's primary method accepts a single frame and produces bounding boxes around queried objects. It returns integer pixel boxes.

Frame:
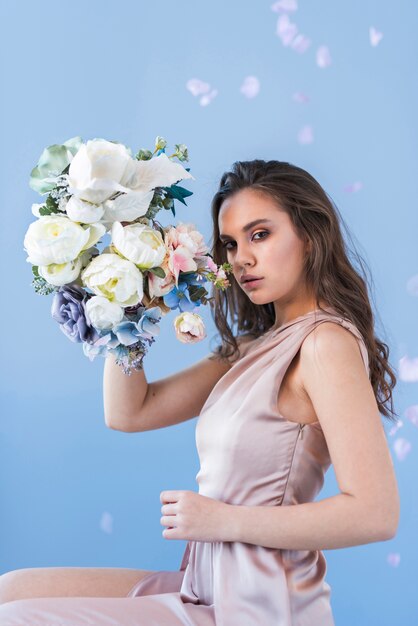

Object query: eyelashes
[221,230,269,250]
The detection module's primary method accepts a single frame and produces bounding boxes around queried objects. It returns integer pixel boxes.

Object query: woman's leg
[0,567,155,604]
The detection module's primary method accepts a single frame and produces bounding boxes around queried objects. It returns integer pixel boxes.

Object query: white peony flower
[173,311,206,344]
[111,221,167,270]
[120,152,194,193]
[24,215,105,266]
[38,258,83,286]
[65,195,104,224]
[85,295,124,330]
[66,139,133,204]
[81,253,144,307]
[102,189,155,224]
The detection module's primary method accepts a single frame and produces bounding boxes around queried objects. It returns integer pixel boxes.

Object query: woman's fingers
[161,503,176,515]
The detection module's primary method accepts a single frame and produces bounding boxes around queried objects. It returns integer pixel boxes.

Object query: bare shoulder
[298,319,369,406]
[300,320,362,364]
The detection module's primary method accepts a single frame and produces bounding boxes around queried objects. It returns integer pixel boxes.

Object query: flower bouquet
[23,136,232,374]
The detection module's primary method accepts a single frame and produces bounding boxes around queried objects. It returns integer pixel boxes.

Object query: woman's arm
[103,351,232,432]
[222,322,400,550]
[103,334,255,433]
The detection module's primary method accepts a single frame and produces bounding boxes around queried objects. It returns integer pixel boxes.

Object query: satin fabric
[0,306,369,624]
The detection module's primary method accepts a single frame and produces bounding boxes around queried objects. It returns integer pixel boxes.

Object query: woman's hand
[160,490,232,542]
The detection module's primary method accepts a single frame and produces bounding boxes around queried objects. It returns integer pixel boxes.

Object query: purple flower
[51,284,100,344]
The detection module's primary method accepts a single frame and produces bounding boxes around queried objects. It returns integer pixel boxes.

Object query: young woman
[0,160,400,625]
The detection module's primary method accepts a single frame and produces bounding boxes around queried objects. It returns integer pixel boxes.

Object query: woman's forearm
[224,493,398,550]
[103,353,148,431]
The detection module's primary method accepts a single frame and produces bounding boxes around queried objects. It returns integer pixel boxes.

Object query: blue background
[1,1,417,624]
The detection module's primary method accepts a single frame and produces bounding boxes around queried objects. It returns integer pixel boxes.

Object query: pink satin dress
[0,306,370,625]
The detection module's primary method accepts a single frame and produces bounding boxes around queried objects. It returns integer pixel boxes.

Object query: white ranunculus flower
[85,295,124,330]
[65,195,104,224]
[85,223,105,248]
[81,253,144,307]
[111,221,167,269]
[173,312,206,344]
[120,152,195,192]
[24,215,106,266]
[66,139,133,204]
[38,258,83,286]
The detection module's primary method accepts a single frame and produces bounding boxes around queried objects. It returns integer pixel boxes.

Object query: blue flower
[51,284,100,344]
[113,306,162,346]
[137,306,162,339]
[83,331,121,360]
[163,281,198,312]
[82,306,162,361]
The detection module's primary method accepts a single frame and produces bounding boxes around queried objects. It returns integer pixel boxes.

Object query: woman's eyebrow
[219,218,274,240]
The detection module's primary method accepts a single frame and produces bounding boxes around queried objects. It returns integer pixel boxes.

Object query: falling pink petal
[370,26,383,47]
[290,34,311,53]
[200,88,218,106]
[293,91,310,103]
[405,405,418,427]
[240,76,260,98]
[186,78,211,97]
[399,355,418,382]
[387,552,400,567]
[316,45,332,68]
[393,437,412,461]
[388,419,403,436]
[100,511,113,534]
[343,181,364,193]
[271,0,298,12]
[406,274,418,296]
[297,125,313,144]
[277,14,298,46]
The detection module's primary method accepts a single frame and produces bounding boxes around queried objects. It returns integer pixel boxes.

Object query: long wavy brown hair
[207,159,397,423]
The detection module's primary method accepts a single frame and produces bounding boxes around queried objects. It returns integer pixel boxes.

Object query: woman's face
[218,187,315,316]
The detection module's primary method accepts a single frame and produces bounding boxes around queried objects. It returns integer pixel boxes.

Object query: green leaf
[46,195,59,210]
[147,266,166,278]
[188,284,208,302]
[32,265,39,277]
[31,275,57,296]
[163,184,193,206]
[39,194,61,216]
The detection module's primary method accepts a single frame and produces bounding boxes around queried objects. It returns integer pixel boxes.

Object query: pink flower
[205,256,218,273]
[148,257,176,298]
[173,312,206,344]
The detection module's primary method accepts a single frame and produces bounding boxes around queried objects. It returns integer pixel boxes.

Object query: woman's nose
[234,246,254,270]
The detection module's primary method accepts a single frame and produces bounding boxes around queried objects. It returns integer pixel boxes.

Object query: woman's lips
[242,277,264,289]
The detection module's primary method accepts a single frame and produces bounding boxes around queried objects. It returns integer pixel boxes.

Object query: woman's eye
[221,231,269,251]
[252,230,269,241]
